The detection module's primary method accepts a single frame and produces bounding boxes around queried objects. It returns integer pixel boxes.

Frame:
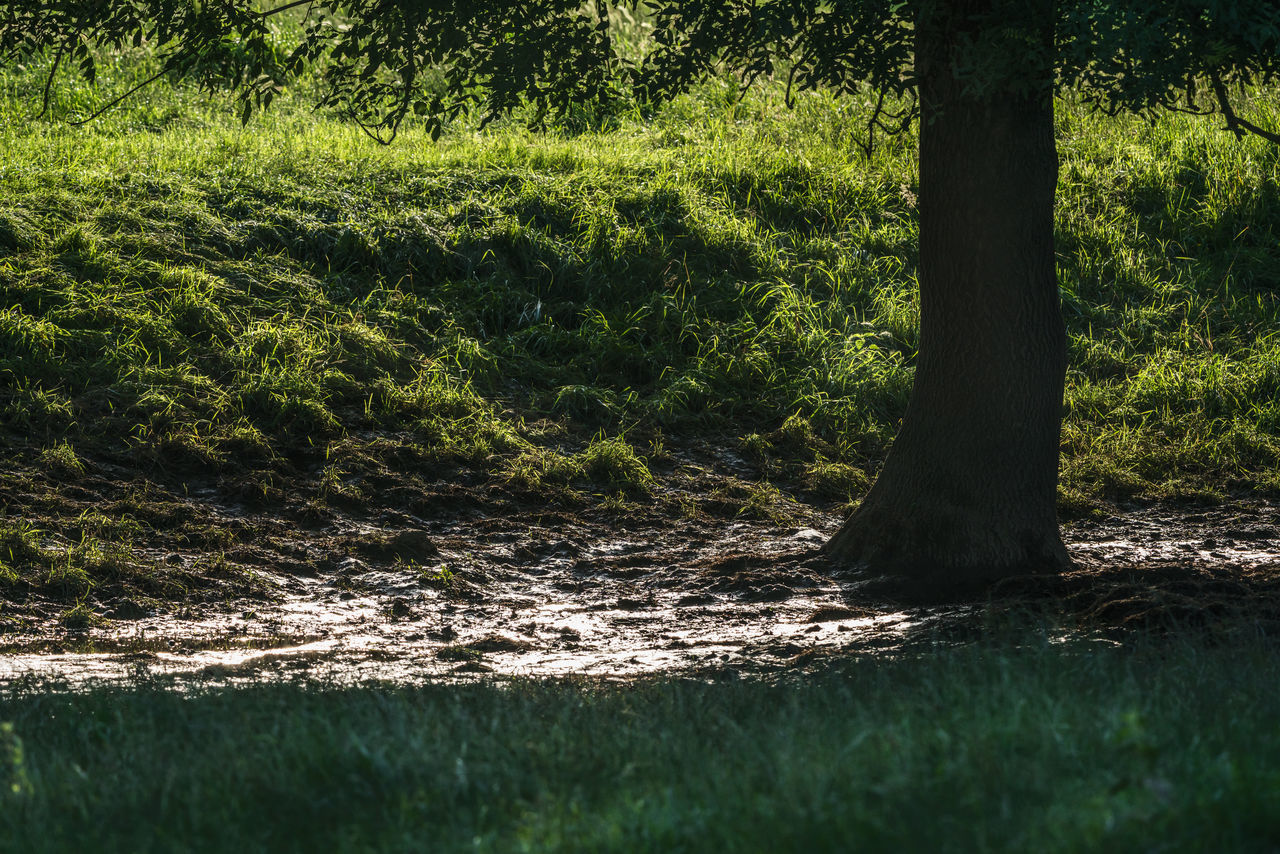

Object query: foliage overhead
[0,0,290,124]
[2,1,1280,142]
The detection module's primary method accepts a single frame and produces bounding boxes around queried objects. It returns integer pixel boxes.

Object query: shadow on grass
[4,630,1280,852]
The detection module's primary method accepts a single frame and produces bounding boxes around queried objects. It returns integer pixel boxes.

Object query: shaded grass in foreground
[3,637,1279,852]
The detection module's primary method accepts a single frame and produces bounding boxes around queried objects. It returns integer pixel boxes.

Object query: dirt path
[2,486,1277,686]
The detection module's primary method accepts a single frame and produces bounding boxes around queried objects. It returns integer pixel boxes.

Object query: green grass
[1,39,1279,853]
[0,513,267,630]
[0,41,1279,601]
[2,50,1277,511]
[2,636,1279,852]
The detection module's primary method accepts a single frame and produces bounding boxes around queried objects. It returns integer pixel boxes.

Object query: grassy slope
[2,57,1278,503]
[4,60,1280,616]
[0,80,923,485]
[3,638,1280,852]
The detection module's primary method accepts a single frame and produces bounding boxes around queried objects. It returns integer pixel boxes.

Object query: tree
[820,0,1070,586]
[6,1,1280,591]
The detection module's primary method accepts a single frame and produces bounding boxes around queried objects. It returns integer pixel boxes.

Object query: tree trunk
[823,0,1070,589]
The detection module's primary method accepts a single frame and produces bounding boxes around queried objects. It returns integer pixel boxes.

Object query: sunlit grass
[1,48,1278,515]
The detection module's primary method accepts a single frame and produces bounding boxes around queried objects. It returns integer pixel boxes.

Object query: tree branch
[349,108,398,145]
[32,39,67,121]
[259,1,316,19]
[1210,71,1280,146]
[67,65,169,126]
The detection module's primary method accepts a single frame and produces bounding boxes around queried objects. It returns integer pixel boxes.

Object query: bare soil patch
[2,449,1278,686]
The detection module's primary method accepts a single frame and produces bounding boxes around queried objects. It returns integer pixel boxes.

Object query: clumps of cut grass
[703,479,799,525]
[580,434,653,491]
[410,407,525,467]
[0,207,39,252]
[774,414,826,460]
[504,434,653,493]
[551,384,621,421]
[51,223,100,259]
[316,463,365,507]
[0,513,267,621]
[503,447,584,491]
[58,602,100,631]
[738,481,797,524]
[45,536,148,601]
[2,384,75,434]
[38,442,85,479]
[44,550,94,599]
[600,490,640,514]
[436,644,484,662]
[0,519,42,564]
[804,460,870,502]
[741,432,773,462]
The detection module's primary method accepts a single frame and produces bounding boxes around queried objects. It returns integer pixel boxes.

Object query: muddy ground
[2,444,1279,686]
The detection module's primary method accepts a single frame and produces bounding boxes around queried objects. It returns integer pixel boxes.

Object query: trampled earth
[3,445,1277,687]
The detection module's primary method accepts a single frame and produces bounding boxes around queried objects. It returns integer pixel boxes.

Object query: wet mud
[2,478,1277,688]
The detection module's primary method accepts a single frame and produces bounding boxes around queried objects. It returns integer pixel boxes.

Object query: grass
[2,48,1279,519]
[1,635,1278,852]
[0,513,268,630]
[0,33,1278,853]
[0,26,1277,624]
[0,40,1275,585]
[3,51,1279,605]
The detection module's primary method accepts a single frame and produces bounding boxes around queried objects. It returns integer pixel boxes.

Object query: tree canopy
[5,2,1280,144]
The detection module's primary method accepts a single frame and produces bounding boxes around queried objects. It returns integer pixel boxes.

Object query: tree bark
[823,0,1071,589]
